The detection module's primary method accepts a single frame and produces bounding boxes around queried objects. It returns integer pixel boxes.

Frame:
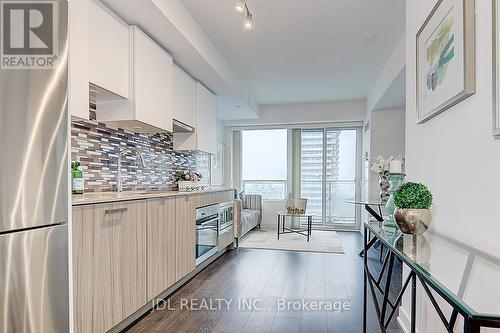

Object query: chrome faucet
[116,147,146,192]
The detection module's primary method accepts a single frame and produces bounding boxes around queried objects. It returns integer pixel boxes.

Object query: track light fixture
[243,11,253,31]
[235,0,245,14]
[235,1,254,32]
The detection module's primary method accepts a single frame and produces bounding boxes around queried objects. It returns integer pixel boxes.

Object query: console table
[363,222,500,333]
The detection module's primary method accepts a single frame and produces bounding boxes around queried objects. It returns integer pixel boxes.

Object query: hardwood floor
[126,232,403,333]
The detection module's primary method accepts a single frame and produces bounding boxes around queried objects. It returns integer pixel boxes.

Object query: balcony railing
[242,180,287,200]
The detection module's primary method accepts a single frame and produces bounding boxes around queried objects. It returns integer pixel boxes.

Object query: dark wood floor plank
[126,232,403,333]
[241,310,276,333]
[271,316,301,333]
[301,311,328,333]
[304,252,326,299]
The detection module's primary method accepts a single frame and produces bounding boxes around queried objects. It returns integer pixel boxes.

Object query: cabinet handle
[104,208,128,215]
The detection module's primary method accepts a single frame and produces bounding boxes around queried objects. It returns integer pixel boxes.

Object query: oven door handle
[220,221,234,232]
[198,217,219,227]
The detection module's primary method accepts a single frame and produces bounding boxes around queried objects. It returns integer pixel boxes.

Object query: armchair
[234,194,262,246]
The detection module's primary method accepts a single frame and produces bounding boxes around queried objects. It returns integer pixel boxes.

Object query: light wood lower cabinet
[72,190,234,332]
[175,194,200,280]
[72,201,147,333]
[219,225,235,249]
[146,197,176,300]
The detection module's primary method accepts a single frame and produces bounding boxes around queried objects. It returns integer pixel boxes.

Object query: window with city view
[241,129,287,200]
[300,128,358,227]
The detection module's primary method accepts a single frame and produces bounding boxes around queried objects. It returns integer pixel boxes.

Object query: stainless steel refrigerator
[0,0,69,332]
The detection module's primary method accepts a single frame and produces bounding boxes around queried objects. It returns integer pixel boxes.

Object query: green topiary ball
[394,182,433,209]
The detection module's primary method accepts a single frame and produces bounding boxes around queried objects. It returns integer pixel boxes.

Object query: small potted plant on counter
[393,182,433,235]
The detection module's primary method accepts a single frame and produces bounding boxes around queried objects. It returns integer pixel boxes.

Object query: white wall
[367,35,406,112]
[261,201,286,229]
[223,100,366,127]
[369,108,406,199]
[403,0,500,331]
[361,111,371,226]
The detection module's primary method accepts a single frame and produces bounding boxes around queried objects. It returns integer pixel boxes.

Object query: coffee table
[276,211,313,242]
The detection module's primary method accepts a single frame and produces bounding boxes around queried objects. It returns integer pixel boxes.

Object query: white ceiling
[181,0,405,106]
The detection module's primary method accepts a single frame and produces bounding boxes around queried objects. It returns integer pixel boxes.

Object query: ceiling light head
[235,0,245,14]
[243,12,253,31]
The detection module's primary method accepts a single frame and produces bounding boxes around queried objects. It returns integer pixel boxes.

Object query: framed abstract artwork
[493,0,500,135]
[416,0,476,123]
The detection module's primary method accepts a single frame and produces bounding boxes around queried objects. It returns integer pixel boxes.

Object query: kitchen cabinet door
[72,201,147,333]
[89,0,129,98]
[133,27,173,132]
[147,197,176,300]
[175,195,201,280]
[68,0,90,120]
[219,225,234,249]
[173,65,196,128]
[196,82,217,154]
[98,26,173,133]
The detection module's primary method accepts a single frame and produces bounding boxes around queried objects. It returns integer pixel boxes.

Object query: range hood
[173,119,194,133]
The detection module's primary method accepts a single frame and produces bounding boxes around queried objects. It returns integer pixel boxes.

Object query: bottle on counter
[72,160,84,194]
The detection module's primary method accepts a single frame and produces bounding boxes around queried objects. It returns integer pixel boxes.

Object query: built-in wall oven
[195,204,219,265]
[219,201,234,232]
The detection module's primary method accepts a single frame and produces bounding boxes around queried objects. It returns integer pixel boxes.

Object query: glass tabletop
[345,198,384,206]
[275,211,314,217]
[366,221,500,319]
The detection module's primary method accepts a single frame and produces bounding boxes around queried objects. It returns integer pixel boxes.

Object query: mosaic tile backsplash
[71,104,210,192]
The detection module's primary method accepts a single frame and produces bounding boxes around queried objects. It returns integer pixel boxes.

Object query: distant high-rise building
[300,130,340,224]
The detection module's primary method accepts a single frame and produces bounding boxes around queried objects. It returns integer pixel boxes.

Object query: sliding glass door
[300,128,360,229]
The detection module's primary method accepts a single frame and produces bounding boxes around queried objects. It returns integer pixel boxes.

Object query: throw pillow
[239,191,247,209]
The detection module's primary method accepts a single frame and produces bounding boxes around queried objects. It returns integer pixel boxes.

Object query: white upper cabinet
[174,82,216,154]
[98,26,173,133]
[173,65,196,128]
[68,0,90,120]
[132,27,173,132]
[196,83,217,154]
[89,0,129,98]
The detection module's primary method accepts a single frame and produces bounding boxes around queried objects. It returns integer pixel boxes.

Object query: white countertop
[72,187,234,206]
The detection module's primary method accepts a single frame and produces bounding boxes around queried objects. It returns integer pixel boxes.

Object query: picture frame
[416,0,476,123]
[493,0,500,135]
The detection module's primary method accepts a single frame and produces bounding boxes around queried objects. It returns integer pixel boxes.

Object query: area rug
[238,228,344,254]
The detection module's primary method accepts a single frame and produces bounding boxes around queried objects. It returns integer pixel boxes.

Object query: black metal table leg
[359,236,377,257]
[379,243,384,263]
[363,225,368,333]
[464,317,481,333]
[365,204,384,222]
[381,252,395,324]
[411,273,416,333]
[358,204,384,257]
[277,214,280,240]
[307,216,311,241]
